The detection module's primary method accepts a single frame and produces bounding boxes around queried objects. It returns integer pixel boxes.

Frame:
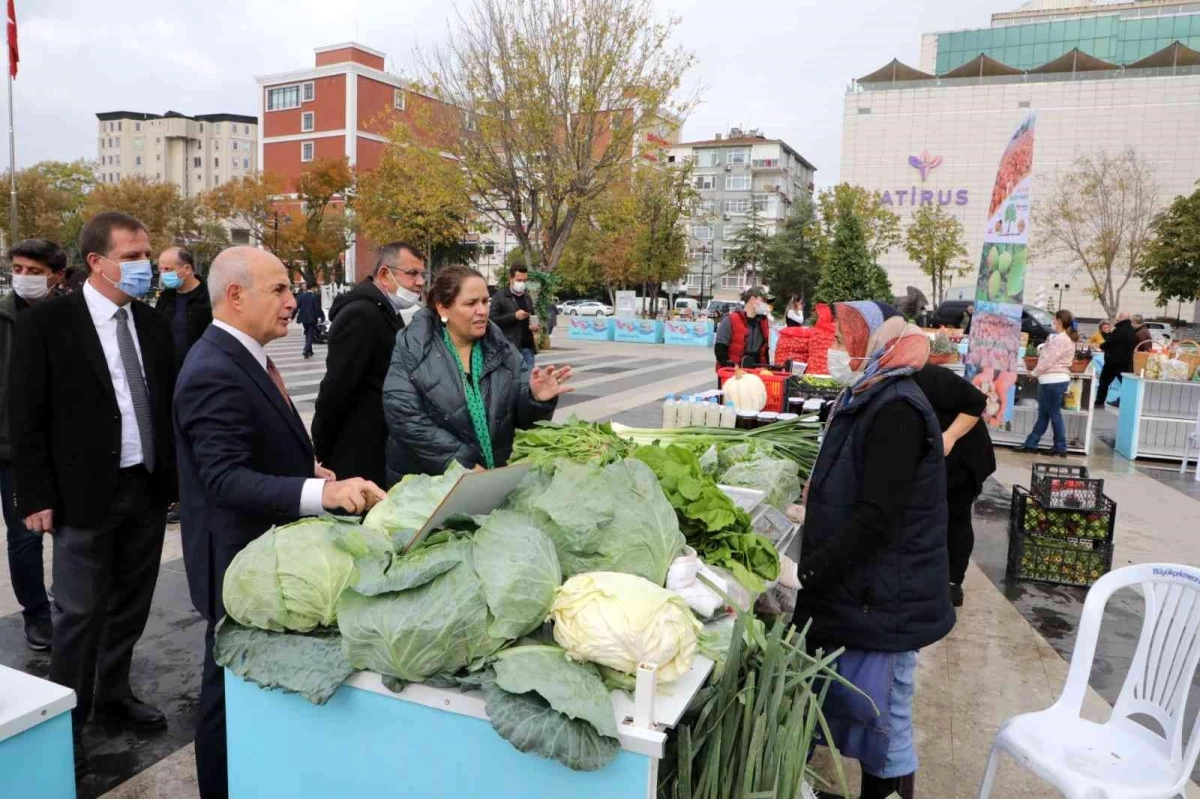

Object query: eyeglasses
[392,268,426,279]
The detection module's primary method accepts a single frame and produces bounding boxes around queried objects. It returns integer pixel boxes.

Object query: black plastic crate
[1009,485,1116,545]
[1030,463,1106,512]
[1007,487,1114,588]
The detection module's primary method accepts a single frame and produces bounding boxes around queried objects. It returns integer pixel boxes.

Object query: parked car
[929,299,1054,345]
[674,298,700,316]
[703,300,743,321]
[1143,321,1174,344]
[556,299,587,313]
[566,301,614,317]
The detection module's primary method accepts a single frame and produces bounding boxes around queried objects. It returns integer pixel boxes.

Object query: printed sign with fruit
[976,243,1028,303]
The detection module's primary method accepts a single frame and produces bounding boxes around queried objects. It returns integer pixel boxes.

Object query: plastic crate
[1030,463,1105,512]
[1006,487,1114,588]
[717,368,788,413]
[1009,485,1116,545]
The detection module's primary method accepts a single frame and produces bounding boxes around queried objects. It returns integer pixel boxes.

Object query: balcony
[751,158,784,171]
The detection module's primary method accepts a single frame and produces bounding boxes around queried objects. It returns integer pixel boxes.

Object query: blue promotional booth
[566,316,615,341]
[0,665,76,799]
[613,318,664,344]
[663,320,714,347]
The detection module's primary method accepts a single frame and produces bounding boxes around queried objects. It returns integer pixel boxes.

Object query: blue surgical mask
[102,257,153,298]
[160,271,182,290]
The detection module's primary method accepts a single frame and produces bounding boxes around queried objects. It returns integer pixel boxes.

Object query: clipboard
[403,462,534,552]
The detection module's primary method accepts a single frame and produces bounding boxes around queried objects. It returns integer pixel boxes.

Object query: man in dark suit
[312,242,423,486]
[294,283,324,359]
[174,246,385,799]
[11,212,178,750]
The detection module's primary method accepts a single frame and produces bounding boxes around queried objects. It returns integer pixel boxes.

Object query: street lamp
[699,242,712,307]
[1053,282,1070,310]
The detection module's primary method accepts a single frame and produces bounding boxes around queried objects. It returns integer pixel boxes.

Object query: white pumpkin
[723,369,768,412]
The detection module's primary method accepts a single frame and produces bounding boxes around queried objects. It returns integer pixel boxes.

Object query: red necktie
[265,357,291,405]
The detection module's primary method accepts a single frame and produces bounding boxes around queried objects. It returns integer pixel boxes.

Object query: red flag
[7,0,17,79]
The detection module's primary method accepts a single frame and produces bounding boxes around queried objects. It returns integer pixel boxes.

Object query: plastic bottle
[721,401,737,429]
[704,396,723,428]
[686,396,702,427]
[675,395,693,428]
[662,394,679,429]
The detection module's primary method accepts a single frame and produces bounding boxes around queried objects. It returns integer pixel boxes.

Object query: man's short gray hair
[208,247,254,307]
[1131,313,1145,325]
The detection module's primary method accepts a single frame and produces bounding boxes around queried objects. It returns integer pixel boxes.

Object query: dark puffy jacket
[489,287,534,352]
[382,308,556,486]
[1101,319,1136,367]
[795,377,955,653]
[311,280,403,487]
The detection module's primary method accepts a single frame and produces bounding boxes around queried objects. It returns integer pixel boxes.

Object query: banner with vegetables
[966,112,1037,425]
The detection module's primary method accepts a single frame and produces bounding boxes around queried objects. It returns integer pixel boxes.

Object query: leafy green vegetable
[482,680,620,772]
[511,419,634,467]
[338,524,464,596]
[213,620,353,704]
[492,645,617,737]
[719,457,802,513]
[471,510,561,639]
[362,462,468,548]
[634,445,780,591]
[502,458,684,586]
[336,538,507,682]
[223,518,361,632]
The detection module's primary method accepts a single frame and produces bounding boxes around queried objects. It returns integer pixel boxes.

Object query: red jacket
[727,311,771,366]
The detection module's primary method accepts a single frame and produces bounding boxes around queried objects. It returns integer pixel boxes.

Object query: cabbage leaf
[471,511,561,639]
[213,620,352,705]
[482,681,619,772]
[492,645,617,737]
[363,462,468,548]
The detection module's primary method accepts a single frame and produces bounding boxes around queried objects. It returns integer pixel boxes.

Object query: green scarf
[443,327,495,469]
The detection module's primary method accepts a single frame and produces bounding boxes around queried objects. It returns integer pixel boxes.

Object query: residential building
[667,129,816,301]
[95,111,258,200]
[842,0,1200,319]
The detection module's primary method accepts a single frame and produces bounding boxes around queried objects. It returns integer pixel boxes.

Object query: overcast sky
[7,0,1006,186]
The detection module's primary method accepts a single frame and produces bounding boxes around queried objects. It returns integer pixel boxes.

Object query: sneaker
[24,617,52,651]
[949,583,964,607]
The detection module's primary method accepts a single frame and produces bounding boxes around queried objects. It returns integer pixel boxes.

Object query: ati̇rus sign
[879,151,969,207]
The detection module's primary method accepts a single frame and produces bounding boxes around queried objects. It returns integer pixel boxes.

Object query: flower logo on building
[907,150,944,182]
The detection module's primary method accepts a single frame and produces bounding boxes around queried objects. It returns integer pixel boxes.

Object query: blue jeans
[1024,381,1069,453]
[520,348,536,370]
[1,464,50,622]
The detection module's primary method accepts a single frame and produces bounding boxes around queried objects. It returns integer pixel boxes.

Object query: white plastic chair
[978,563,1200,799]
[1179,402,1200,482]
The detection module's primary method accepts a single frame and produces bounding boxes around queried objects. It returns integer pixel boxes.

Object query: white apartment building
[95,111,259,199]
[843,0,1200,320]
[667,129,817,302]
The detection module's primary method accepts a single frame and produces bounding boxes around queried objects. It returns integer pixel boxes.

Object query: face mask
[101,257,153,298]
[744,302,758,318]
[827,348,863,387]
[12,274,52,301]
[511,280,527,294]
[160,271,182,290]
[396,285,422,306]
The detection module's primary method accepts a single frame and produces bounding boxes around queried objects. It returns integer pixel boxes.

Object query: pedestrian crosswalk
[264,326,330,411]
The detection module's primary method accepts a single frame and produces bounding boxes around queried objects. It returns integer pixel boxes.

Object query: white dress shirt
[211,319,326,517]
[83,280,147,468]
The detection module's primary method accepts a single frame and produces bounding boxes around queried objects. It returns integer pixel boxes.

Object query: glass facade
[934,12,1200,72]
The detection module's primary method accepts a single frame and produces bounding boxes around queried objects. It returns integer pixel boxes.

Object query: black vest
[795,377,955,652]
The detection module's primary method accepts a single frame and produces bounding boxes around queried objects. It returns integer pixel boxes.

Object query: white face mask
[511,280,527,294]
[744,301,758,318]
[395,285,422,306]
[12,274,52,301]
[827,348,863,387]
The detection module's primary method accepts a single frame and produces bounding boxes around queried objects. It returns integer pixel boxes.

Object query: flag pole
[6,67,13,245]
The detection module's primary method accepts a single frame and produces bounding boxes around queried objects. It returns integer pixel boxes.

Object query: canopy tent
[1028,47,1118,74]
[857,58,934,84]
[941,53,1025,79]
[1126,40,1200,70]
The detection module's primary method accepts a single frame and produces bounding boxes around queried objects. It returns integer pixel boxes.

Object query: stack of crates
[1006,464,1116,588]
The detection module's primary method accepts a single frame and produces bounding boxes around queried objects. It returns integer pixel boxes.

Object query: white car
[1144,321,1173,344]
[567,301,614,317]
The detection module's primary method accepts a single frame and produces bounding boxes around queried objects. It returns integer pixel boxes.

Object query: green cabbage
[363,462,468,548]
[222,518,361,632]
[471,510,561,639]
[502,458,684,586]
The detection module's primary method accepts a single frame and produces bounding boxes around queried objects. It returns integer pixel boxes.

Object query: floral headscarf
[835,301,930,401]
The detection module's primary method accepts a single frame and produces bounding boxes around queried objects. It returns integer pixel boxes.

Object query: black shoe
[166,502,181,524]
[949,583,964,607]
[94,697,167,731]
[1012,445,1037,454]
[1107,400,1120,408]
[1052,450,1069,458]
[24,617,52,651]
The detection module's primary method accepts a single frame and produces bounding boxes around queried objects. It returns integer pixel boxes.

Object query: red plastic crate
[717,368,788,413]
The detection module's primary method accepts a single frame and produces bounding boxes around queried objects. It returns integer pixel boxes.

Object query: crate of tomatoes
[1029,463,1105,513]
[1006,486,1115,588]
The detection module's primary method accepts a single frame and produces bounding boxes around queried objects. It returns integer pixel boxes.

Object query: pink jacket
[1033,333,1076,379]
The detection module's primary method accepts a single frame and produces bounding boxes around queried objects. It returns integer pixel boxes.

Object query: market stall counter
[0,665,76,799]
[1114,373,1200,462]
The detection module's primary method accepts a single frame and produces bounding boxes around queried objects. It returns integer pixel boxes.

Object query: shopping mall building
[841,0,1200,321]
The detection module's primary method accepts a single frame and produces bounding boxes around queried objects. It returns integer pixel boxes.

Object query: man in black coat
[175,246,385,799]
[911,364,996,607]
[489,264,537,369]
[1098,313,1136,408]
[11,212,178,749]
[294,283,324,359]
[154,246,212,369]
[312,242,424,486]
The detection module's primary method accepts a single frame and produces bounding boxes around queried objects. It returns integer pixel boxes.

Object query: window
[134,156,142,166]
[156,154,161,162]
[193,157,202,168]
[133,137,144,149]
[243,158,249,169]
[302,82,314,102]
[267,85,302,111]
[857,107,871,115]
[232,140,239,151]
[697,199,717,215]
[691,225,713,240]
[721,270,749,290]
[394,89,406,111]
[244,124,250,135]
[215,123,222,133]
[134,122,141,132]
[114,137,120,147]
[697,150,720,168]
[214,157,220,167]
[115,155,120,166]
[301,141,314,162]
[725,175,751,191]
[117,121,122,131]
[726,148,749,165]
[199,123,204,133]
[463,113,477,132]
[724,198,750,214]
[155,137,161,144]
[106,137,111,148]
[301,111,314,132]
[695,175,715,190]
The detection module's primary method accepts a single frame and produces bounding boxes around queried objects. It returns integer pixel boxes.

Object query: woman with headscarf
[794,301,955,799]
